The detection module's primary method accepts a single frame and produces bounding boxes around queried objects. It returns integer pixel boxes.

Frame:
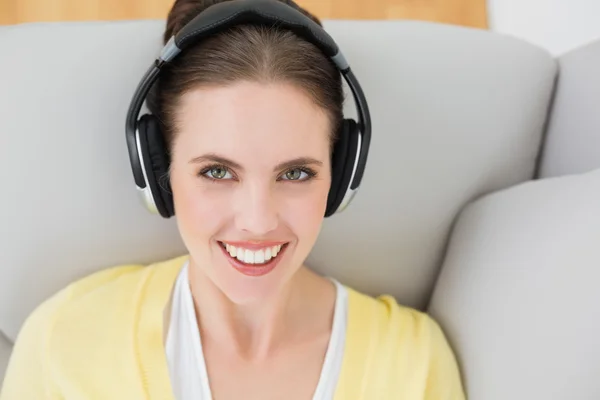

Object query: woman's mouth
[217,241,289,277]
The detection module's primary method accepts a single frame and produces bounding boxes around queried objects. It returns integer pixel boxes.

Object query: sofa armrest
[429,169,600,399]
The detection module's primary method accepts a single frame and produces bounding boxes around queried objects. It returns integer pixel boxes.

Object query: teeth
[222,243,284,265]
[254,249,265,264]
[272,245,281,257]
[244,249,254,264]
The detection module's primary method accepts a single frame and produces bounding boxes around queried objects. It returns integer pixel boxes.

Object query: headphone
[125,0,371,219]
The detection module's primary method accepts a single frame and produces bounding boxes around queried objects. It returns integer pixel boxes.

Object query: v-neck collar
[136,255,374,400]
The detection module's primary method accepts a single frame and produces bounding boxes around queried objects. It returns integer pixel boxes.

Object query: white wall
[488,0,600,56]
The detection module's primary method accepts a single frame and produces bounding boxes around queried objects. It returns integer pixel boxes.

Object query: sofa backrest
[0,19,556,348]
[429,166,600,399]
[538,39,600,178]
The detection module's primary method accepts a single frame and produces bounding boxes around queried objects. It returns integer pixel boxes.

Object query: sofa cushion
[0,19,556,345]
[429,168,600,399]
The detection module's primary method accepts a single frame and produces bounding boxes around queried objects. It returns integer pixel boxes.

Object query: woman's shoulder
[336,285,465,397]
[341,285,465,398]
[2,256,187,399]
[42,255,185,311]
[16,255,187,346]
[344,285,441,340]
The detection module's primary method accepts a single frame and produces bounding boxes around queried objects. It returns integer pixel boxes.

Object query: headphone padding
[138,115,174,218]
[326,119,359,217]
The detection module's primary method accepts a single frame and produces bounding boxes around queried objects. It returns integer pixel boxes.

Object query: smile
[219,242,286,265]
[218,241,289,277]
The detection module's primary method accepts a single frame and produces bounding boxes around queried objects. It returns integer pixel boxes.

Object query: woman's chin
[212,243,297,304]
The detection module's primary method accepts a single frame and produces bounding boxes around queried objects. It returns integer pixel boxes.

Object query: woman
[0,0,465,399]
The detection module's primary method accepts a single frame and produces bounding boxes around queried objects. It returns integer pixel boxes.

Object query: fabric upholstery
[0,18,556,348]
[306,21,557,308]
[429,168,600,399]
[0,332,10,387]
[538,40,600,178]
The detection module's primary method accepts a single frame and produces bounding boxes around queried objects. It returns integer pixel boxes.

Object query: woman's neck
[187,261,332,362]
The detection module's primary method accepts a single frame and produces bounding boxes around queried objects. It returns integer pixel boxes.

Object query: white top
[165,261,348,400]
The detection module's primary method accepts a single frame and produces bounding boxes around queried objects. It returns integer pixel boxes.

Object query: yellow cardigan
[0,255,465,399]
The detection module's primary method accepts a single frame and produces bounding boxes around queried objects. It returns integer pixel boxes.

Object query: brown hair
[147,0,344,155]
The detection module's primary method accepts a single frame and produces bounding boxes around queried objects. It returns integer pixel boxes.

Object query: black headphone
[125,0,371,219]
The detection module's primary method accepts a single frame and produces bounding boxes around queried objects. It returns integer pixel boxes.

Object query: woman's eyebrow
[189,153,323,171]
[189,153,243,170]
[274,157,323,171]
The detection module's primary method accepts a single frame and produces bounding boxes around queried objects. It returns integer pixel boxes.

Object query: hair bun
[164,0,216,44]
[164,0,322,44]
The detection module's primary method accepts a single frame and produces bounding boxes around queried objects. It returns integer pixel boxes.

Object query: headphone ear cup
[326,120,349,216]
[326,119,359,217]
[137,115,174,218]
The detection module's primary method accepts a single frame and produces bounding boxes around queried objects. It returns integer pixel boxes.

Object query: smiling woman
[0,1,466,399]
[167,79,335,308]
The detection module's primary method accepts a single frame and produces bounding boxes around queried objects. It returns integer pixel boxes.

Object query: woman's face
[169,80,332,304]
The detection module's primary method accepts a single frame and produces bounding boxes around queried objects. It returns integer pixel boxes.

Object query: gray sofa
[1,19,599,398]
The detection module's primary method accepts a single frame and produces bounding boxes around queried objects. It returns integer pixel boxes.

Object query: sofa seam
[533,58,561,179]
[0,328,13,346]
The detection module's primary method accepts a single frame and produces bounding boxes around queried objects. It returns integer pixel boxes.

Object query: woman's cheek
[175,177,231,238]
[278,181,329,236]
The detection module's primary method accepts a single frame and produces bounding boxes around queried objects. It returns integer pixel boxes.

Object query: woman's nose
[234,182,278,235]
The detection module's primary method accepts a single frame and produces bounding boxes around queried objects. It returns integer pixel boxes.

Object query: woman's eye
[281,168,311,181]
[204,166,232,180]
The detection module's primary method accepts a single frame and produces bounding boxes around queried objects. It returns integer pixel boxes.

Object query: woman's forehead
[173,81,331,162]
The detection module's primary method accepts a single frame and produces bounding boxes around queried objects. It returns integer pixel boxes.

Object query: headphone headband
[126,0,371,210]
[173,0,341,62]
